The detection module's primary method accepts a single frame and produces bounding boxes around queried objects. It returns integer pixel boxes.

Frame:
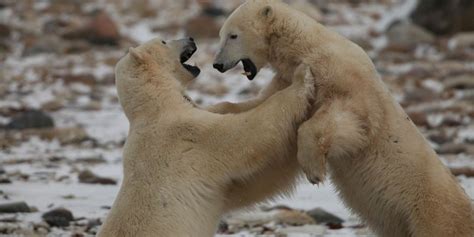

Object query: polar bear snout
[168,37,201,78]
[168,37,196,63]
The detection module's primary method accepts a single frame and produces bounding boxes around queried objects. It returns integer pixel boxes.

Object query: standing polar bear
[98,37,316,236]
[212,0,474,236]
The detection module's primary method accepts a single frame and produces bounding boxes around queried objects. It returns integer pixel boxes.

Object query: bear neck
[266,9,337,81]
[121,81,186,124]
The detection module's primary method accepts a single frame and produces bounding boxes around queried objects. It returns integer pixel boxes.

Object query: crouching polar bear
[97,37,316,237]
[212,0,474,236]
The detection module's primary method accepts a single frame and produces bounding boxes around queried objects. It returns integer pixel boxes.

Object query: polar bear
[212,1,474,236]
[97,37,316,237]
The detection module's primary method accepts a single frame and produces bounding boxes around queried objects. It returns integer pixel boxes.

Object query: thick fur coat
[213,1,474,236]
[97,38,315,237]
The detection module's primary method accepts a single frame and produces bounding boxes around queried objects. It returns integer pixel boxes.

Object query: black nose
[189,37,194,42]
[213,63,225,72]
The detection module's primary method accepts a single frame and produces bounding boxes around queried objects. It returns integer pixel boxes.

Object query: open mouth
[180,44,201,78]
[241,58,257,80]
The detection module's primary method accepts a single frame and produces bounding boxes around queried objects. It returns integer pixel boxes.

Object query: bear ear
[260,5,273,19]
[128,47,144,63]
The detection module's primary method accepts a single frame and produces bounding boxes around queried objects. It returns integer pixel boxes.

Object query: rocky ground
[0,0,473,236]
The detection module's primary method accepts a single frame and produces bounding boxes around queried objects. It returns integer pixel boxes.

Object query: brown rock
[185,15,220,39]
[87,11,120,45]
[0,24,10,38]
[428,133,450,145]
[450,167,474,177]
[42,208,74,227]
[8,127,89,145]
[411,0,474,35]
[404,88,437,104]
[407,111,429,127]
[56,74,97,86]
[63,11,120,45]
[22,35,64,56]
[444,74,474,90]
[78,169,116,185]
[386,21,435,50]
[437,143,466,155]
[276,210,316,226]
[0,202,31,213]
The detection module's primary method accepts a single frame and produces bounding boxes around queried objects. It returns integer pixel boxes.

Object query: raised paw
[297,123,327,186]
[298,151,327,186]
[292,63,316,102]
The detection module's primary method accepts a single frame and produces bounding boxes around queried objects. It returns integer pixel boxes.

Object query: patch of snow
[421,79,444,93]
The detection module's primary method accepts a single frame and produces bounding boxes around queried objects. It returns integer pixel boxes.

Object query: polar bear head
[213,0,287,80]
[115,37,200,118]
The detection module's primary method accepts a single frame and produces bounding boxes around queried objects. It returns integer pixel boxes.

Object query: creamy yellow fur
[97,38,316,237]
[214,1,474,236]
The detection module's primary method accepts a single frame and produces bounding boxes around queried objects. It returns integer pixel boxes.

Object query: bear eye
[230,34,238,39]
[161,40,166,45]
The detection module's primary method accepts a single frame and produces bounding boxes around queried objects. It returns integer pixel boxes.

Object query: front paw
[298,151,327,186]
[297,128,327,185]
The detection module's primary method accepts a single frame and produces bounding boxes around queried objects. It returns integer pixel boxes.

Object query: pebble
[443,74,474,90]
[386,21,435,50]
[78,170,117,185]
[5,110,54,130]
[407,111,429,127]
[42,208,74,227]
[306,207,344,225]
[185,15,220,39]
[0,202,31,213]
[10,127,90,145]
[276,209,316,226]
[63,11,120,45]
[437,143,466,155]
[411,0,474,35]
[0,23,11,38]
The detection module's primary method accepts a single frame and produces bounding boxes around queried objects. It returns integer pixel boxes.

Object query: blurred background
[0,0,473,236]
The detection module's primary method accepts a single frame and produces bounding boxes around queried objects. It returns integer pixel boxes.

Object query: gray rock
[0,24,10,38]
[444,74,474,90]
[6,110,54,130]
[386,21,435,50]
[437,143,466,155]
[86,218,102,233]
[411,0,474,35]
[0,202,31,213]
[42,208,74,227]
[0,177,11,184]
[306,208,344,225]
[428,133,450,145]
[216,220,228,234]
[78,169,117,185]
[22,36,63,56]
